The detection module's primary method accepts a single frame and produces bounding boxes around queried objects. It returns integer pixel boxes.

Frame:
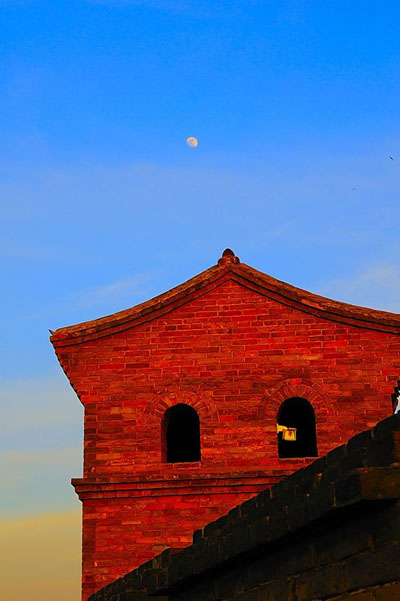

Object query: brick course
[51,250,400,599]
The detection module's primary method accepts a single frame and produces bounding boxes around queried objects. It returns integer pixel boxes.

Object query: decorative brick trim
[260,378,327,419]
[141,389,220,424]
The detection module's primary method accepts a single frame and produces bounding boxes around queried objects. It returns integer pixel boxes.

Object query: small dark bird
[352,187,356,190]
[389,156,394,160]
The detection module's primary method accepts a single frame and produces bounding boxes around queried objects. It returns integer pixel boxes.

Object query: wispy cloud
[0,376,82,517]
[71,274,151,308]
[83,0,248,18]
[26,273,151,324]
[318,264,400,313]
[1,448,81,467]
[0,237,86,261]
[0,376,82,440]
[246,221,297,249]
[0,509,79,528]
[1,149,399,241]
[0,445,82,516]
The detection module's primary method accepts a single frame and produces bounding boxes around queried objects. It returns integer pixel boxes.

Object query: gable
[50,249,400,350]
[53,275,400,412]
[51,251,400,422]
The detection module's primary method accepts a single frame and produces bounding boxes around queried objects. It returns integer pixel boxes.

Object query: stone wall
[89,412,400,601]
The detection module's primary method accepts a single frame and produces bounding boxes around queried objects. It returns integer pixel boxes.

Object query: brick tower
[50,250,400,600]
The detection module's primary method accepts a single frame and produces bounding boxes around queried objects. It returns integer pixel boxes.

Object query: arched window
[162,404,201,463]
[277,397,318,458]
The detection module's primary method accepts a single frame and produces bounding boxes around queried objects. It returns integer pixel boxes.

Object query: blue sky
[1,1,400,598]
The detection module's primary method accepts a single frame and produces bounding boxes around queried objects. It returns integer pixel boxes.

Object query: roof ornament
[218,248,240,266]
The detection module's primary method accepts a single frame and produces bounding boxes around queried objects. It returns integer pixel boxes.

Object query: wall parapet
[89,412,400,601]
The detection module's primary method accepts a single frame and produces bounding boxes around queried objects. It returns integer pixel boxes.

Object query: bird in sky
[389,156,394,160]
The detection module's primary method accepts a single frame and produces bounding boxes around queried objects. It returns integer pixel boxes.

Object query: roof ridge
[237,262,400,325]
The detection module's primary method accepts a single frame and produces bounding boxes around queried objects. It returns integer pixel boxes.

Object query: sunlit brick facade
[51,249,400,600]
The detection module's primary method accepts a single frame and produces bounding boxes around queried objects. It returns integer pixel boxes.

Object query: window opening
[163,404,201,463]
[277,397,318,458]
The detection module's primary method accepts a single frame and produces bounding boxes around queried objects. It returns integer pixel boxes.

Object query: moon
[186,136,198,148]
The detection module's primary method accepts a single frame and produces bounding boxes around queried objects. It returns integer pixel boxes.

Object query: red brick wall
[54,278,400,599]
[87,413,400,601]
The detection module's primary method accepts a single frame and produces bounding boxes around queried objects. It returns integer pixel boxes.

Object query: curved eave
[50,261,400,348]
[50,264,223,347]
[236,263,400,334]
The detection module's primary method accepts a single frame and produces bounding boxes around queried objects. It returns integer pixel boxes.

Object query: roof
[50,248,400,348]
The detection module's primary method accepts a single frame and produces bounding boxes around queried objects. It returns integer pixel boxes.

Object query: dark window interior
[277,397,318,458]
[163,404,201,463]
